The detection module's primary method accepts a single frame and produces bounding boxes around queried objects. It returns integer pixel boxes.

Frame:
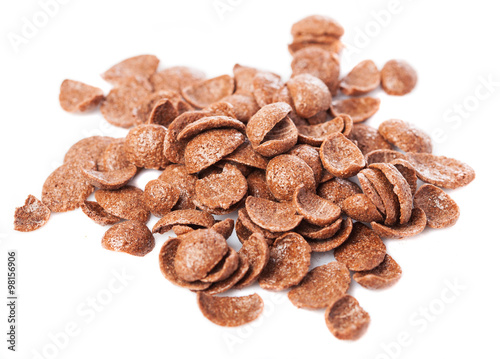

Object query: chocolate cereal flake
[102,220,155,256]
[293,184,341,226]
[371,208,427,239]
[307,217,352,252]
[80,201,121,226]
[144,179,181,218]
[317,178,362,206]
[341,194,384,223]
[414,184,460,228]
[59,79,104,113]
[81,164,137,190]
[329,97,380,123]
[381,60,417,96]
[325,295,370,340]
[287,74,331,118]
[181,75,235,109]
[124,124,168,169]
[245,196,303,232]
[353,254,402,289]
[349,124,392,155]
[152,209,215,234]
[340,60,380,96]
[320,132,365,178]
[95,185,150,223]
[14,195,51,232]
[101,55,159,86]
[234,233,270,289]
[378,119,432,153]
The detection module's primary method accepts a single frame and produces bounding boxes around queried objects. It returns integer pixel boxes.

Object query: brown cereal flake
[378,119,432,153]
[64,136,114,171]
[184,128,245,174]
[102,220,155,256]
[405,152,475,189]
[81,164,137,190]
[210,218,235,239]
[101,55,159,86]
[297,116,345,146]
[233,64,259,93]
[391,159,418,196]
[353,254,402,289]
[80,201,121,226]
[288,261,350,309]
[414,184,460,228]
[365,149,408,165]
[158,164,197,210]
[334,222,386,271]
[225,141,269,170]
[371,207,427,239]
[291,15,344,38]
[317,177,362,206]
[288,145,323,184]
[95,186,150,223]
[253,72,284,107]
[258,232,311,291]
[101,138,133,171]
[245,196,303,232]
[42,161,96,212]
[255,116,298,157]
[287,74,331,119]
[340,60,380,96]
[329,97,380,123]
[174,229,228,281]
[266,154,316,201]
[144,179,181,218]
[197,292,264,327]
[152,209,215,234]
[177,116,245,142]
[357,172,386,215]
[124,124,168,169]
[341,194,384,223]
[158,237,211,291]
[181,75,235,108]
[320,132,365,178]
[14,195,51,232]
[246,170,275,201]
[307,217,352,252]
[222,93,260,123]
[349,124,392,155]
[151,66,206,93]
[202,254,250,295]
[234,233,270,289]
[381,60,417,96]
[201,247,239,283]
[246,102,292,148]
[293,184,341,226]
[204,101,237,118]
[146,97,178,127]
[325,295,370,340]
[297,217,343,240]
[59,79,104,113]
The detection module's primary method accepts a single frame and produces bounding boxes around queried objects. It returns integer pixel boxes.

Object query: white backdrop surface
[1,1,499,359]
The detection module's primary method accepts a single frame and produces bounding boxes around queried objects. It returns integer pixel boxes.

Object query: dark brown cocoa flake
[378,119,432,153]
[152,209,215,234]
[144,179,181,218]
[317,177,362,206]
[325,295,370,340]
[95,186,150,223]
[341,194,384,223]
[245,196,303,232]
[353,254,402,289]
[124,124,168,170]
[102,220,155,256]
[293,184,341,226]
[371,207,427,239]
[234,233,270,289]
[320,132,365,178]
[414,184,460,228]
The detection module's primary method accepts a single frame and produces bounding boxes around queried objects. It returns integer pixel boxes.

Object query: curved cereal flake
[174,229,228,282]
[177,116,245,142]
[144,179,180,218]
[42,161,96,212]
[291,47,339,95]
[172,225,195,236]
[288,38,344,56]
[325,295,370,340]
[266,154,316,201]
[124,124,168,170]
[102,138,133,171]
[100,77,153,128]
[95,186,150,223]
[391,159,418,196]
[349,124,392,155]
[146,97,178,127]
[245,196,303,232]
[163,111,207,164]
[297,217,342,240]
[255,116,298,157]
[259,232,311,291]
[317,178,362,206]
[210,218,235,239]
[204,101,237,118]
[152,209,215,234]
[158,164,197,210]
[357,172,386,215]
[341,194,383,223]
[234,233,270,289]
[253,72,284,107]
[195,164,248,211]
[307,218,352,252]
[340,60,380,96]
[334,222,386,271]
[359,168,400,226]
[272,85,308,127]
[80,201,121,226]
[197,293,264,327]
[414,184,460,228]
[201,248,239,283]
[101,55,159,86]
[233,64,259,93]
[287,74,331,118]
[202,254,250,295]
[81,164,137,190]
[59,79,104,113]
[225,141,269,170]
[246,102,292,147]
[371,207,426,239]
[14,195,51,232]
[320,132,365,178]
[353,254,402,289]
[235,218,252,243]
[293,184,341,226]
[181,75,235,108]
[102,220,155,256]
[291,15,344,38]
[378,119,432,153]
[151,66,206,93]
[246,170,275,201]
[184,129,245,174]
[370,163,413,225]
[405,152,475,189]
[194,197,245,216]
[330,97,380,123]
[365,149,407,165]
[288,145,323,183]
[381,60,417,96]
[237,207,283,244]
[288,261,350,309]
[158,237,210,291]
[222,93,260,123]
[64,136,114,171]
[297,116,344,146]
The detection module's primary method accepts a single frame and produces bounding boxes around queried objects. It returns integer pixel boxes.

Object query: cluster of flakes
[13,15,476,340]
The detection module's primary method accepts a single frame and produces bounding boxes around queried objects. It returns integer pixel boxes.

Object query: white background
[1,1,499,358]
